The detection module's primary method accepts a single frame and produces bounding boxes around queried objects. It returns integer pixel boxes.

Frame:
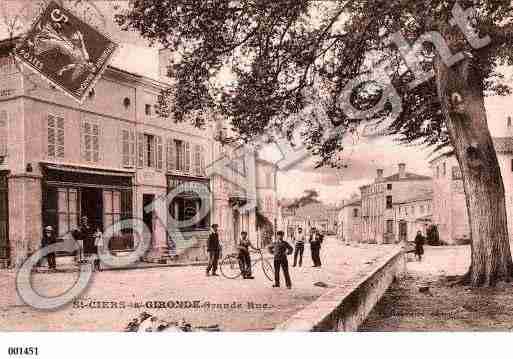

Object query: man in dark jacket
[269,231,293,289]
[72,216,94,263]
[42,225,57,270]
[206,224,221,276]
[414,231,425,261]
[309,227,323,267]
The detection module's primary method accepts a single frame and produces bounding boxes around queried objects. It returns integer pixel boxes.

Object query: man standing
[414,230,425,262]
[73,216,94,263]
[293,227,305,267]
[269,231,293,289]
[309,227,323,267]
[42,226,57,270]
[206,224,221,276]
[238,231,256,279]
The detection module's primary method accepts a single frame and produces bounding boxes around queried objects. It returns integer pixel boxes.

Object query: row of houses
[339,124,513,245]
[0,40,279,268]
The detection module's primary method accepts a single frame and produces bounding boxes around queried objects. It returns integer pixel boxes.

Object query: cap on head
[44,226,53,231]
[212,224,219,229]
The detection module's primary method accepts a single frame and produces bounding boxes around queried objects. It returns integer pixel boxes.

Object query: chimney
[398,163,406,179]
[376,169,384,182]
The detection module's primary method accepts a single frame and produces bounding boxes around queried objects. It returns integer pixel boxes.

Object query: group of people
[205,224,326,289]
[39,216,105,272]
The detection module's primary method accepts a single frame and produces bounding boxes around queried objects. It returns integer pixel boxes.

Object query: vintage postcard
[1,0,513,357]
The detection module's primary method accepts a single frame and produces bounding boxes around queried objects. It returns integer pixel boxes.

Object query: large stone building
[360,163,432,244]
[0,38,278,268]
[393,191,433,242]
[430,133,513,244]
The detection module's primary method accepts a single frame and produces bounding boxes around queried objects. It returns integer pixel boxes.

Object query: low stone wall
[275,248,405,332]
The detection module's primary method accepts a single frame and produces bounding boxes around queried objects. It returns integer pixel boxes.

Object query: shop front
[42,164,134,252]
[166,175,210,253]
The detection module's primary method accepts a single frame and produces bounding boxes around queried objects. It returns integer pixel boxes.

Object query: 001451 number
[7,347,38,356]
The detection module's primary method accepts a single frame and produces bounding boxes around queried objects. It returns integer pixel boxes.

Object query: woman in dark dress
[414,231,425,261]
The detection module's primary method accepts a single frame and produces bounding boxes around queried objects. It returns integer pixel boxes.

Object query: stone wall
[275,248,405,331]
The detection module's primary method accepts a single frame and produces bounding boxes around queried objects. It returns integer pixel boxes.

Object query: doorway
[399,221,408,242]
[143,194,155,234]
[81,188,103,254]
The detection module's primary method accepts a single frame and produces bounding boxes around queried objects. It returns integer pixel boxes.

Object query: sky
[1,0,512,204]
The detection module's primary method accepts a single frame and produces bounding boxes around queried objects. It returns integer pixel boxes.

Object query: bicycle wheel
[260,258,274,282]
[220,254,242,279]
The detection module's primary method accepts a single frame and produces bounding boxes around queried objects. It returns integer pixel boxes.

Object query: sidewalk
[360,245,513,331]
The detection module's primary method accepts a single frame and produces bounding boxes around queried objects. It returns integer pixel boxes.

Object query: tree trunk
[434,56,513,287]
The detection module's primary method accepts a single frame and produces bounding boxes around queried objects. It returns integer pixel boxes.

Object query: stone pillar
[8,174,42,268]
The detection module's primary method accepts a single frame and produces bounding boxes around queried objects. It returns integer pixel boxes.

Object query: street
[1,237,397,331]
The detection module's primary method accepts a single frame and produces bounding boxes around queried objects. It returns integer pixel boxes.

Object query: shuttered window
[194,144,201,176]
[137,132,144,168]
[121,128,136,167]
[156,135,163,170]
[184,141,191,173]
[166,138,175,171]
[48,114,64,159]
[200,145,206,176]
[82,120,99,163]
[0,111,7,157]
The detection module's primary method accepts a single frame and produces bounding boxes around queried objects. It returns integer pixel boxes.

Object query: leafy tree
[116,0,513,287]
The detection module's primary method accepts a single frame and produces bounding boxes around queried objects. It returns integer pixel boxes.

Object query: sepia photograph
[0,0,513,357]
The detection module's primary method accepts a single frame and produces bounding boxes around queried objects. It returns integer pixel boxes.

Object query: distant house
[337,198,362,244]
[430,132,513,244]
[360,163,432,244]
[393,191,433,242]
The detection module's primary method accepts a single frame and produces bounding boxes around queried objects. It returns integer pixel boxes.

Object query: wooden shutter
[121,129,130,167]
[184,141,191,173]
[166,138,175,171]
[47,115,56,158]
[56,117,64,158]
[194,144,201,176]
[129,129,136,167]
[137,132,144,168]
[83,121,91,162]
[0,111,7,157]
[92,123,99,162]
[200,145,206,176]
[156,135,163,170]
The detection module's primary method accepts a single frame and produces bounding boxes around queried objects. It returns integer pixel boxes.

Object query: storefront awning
[42,163,134,188]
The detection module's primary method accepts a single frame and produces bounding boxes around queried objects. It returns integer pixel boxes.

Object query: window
[386,220,393,234]
[420,205,425,214]
[121,128,136,167]
[436,166,440,178]
[193,144,206,176]
[103,190,121,231]
[386,195,393,209]
[82,120,99,162]
[57,188,79,237]
[387,183,392,190]
[48,114,64,158]
[411,206,415,215]
[173,140,191,173]
[452,166,462,179]
[442,162,446,176]
[143,134,163,170]
[145,104,152,116]
[353,208,359,217]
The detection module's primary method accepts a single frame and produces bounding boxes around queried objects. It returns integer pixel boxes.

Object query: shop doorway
[399,221,408,242]
[143,194,155,234]
[81,188,102,254]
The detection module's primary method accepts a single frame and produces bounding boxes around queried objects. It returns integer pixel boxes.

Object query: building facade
[337,198,361,244]
[360,163,432,244]
[393,193,432,242]
[431,135,513,244]
[0,39,279,268]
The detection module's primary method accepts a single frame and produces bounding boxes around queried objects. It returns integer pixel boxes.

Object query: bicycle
[220,248,273,281]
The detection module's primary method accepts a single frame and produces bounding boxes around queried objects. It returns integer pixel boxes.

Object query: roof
[416,214,432,222]
[381,172,432,182]
[342,198,361,208]
[395,191,433,205]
